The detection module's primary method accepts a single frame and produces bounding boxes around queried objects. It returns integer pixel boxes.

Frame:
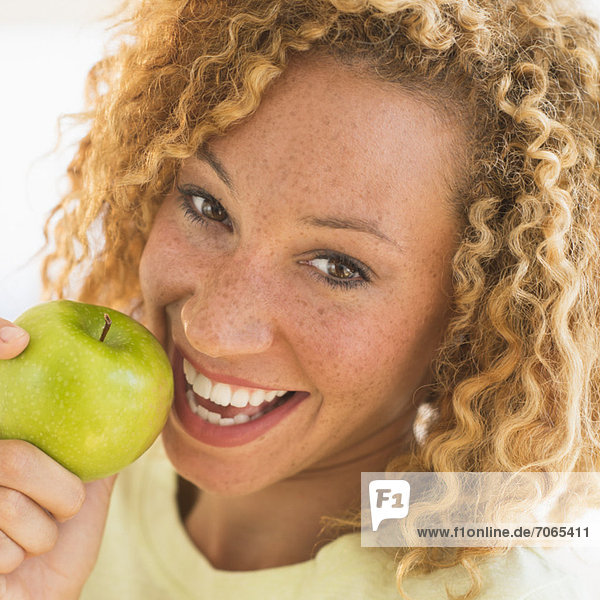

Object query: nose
[180,258,276,358]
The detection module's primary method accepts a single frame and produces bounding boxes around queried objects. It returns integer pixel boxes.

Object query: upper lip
[176,344,296,392]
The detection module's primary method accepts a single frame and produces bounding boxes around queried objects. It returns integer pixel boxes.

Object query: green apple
[0,300,173,481]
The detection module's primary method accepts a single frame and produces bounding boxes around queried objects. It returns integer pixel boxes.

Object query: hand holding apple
[0,318,117,599]
[0,300,174,481]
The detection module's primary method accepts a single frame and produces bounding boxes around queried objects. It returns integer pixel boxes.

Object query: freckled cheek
[139,221,198,309]
[287,305,397,400]
[326,331,406,400]
[293,292,447,414]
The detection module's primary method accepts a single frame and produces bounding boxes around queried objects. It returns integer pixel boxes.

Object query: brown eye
[300,252,372,290]
[308,257,361,280]
[327,260,356,279]
[193,194,228,222]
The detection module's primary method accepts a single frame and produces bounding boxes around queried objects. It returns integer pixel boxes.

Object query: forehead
[205,55,463,229]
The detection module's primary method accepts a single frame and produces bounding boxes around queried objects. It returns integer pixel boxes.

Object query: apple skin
[0,300,174,482]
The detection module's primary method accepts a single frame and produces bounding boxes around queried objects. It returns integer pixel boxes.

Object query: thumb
[0,319,29,360]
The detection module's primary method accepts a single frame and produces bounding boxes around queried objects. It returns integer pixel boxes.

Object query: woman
[1,0,599,597]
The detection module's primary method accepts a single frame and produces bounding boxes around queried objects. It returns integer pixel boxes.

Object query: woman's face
[139,56,464,495]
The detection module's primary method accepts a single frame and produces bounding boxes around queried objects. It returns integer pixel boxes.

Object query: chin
[160,417,286,497]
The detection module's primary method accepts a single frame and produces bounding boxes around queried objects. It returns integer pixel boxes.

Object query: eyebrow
[196,144,400,249]
[196,144,235,192]
[300,215,402,248]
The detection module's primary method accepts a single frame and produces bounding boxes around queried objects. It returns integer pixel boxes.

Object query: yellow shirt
[81,442,598,599]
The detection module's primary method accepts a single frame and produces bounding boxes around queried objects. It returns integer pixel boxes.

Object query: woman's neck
[179,425,415,571]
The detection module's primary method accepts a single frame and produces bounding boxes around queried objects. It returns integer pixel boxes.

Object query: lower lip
[171,350,308,447]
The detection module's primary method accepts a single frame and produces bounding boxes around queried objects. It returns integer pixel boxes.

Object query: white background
[0,1,122,320]
[1,1,600,320]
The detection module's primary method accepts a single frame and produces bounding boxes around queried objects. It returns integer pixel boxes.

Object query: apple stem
[99,314,112,343]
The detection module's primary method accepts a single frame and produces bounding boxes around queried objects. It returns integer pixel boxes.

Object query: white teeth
[193,372,212,399]
[249,389,267,406]
[211,382,231,406]
[184,359,197,384]
[182,358,289,410]
[187,390,197,414]
[208,412,221,425]
[231,388,250,408]
[196,404,209,420]
[185,389,273,427]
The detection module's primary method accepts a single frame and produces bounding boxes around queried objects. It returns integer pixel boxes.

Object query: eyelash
[177,184,230,228]
[179,197,206,226]
[305,253,371,290]
[176,184,372,291]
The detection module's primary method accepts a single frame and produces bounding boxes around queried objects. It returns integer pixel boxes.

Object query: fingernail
[0,326,27,343]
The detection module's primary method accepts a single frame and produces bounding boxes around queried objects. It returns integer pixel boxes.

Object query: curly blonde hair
[42,0,600,597]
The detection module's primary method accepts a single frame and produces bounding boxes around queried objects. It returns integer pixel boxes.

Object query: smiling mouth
[182,358,296,426]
